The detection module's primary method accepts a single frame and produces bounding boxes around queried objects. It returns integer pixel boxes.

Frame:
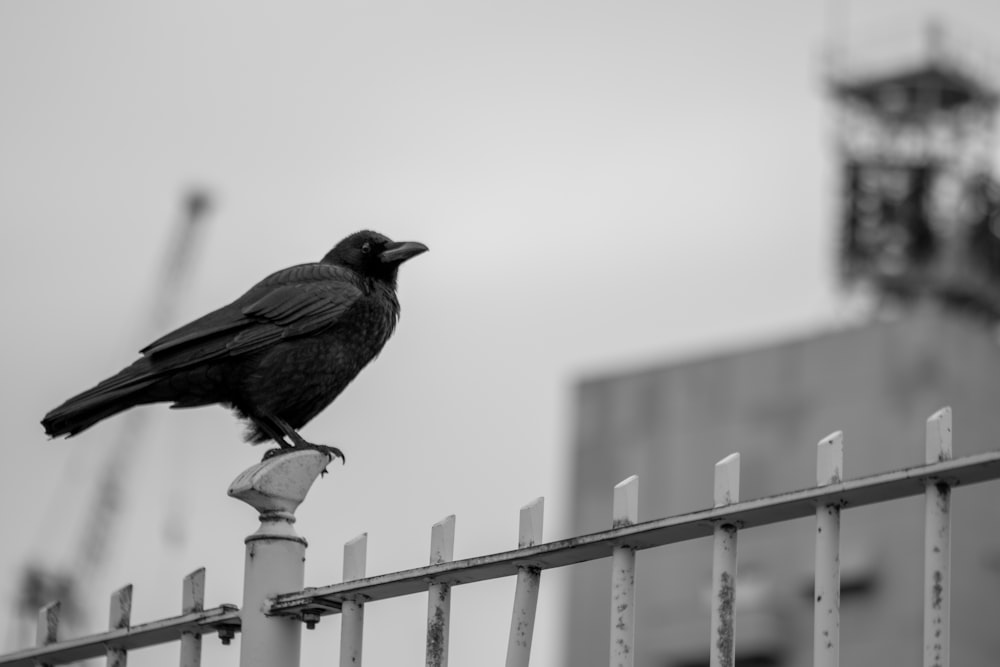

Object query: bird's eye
[361,242,373,255]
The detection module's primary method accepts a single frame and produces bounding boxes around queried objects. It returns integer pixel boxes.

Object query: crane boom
[7,188,214,649]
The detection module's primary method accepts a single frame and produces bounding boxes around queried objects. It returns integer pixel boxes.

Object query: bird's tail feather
[42,359,159,438]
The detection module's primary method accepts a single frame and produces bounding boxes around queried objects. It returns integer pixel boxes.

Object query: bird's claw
[260,444,345,473]
[305,444,344,477]
[307,444,345,468]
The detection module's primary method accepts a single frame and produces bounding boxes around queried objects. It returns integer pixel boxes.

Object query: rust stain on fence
[426,604,447,666]
[715,571,735,666]
[509,568,540,648]
[931,570,943,610]
[934,484,951,512]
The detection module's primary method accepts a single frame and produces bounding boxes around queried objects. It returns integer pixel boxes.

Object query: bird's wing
[226,281,361,354]
[140,264,363,364]
[139,305,248,356]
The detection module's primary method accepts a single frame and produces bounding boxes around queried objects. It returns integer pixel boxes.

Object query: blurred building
[563,21,1000,667]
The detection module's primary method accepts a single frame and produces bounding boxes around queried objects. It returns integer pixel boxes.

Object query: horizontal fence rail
[4,407,998,667]
[0,605,240,666]
[267,448,1000,619]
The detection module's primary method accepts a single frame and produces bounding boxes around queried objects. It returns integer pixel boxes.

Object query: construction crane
[6,188,213,649]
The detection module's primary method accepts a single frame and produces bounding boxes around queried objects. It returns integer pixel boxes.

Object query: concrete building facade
[564,307,1000,666]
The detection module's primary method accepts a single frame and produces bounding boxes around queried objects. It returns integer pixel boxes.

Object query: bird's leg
[269,415,346,468]
[250,415,296,462]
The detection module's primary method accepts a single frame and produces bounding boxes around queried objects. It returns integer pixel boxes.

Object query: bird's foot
[302,443,345,470]
[261,443,345,475]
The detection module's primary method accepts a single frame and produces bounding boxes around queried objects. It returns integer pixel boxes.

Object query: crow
[42,230,428,463]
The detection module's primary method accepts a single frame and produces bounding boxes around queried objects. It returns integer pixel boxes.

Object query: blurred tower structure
[830,20,1000,320]
[563,20,1000,667]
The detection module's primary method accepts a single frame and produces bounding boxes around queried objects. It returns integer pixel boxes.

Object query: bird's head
[323,230,429,284]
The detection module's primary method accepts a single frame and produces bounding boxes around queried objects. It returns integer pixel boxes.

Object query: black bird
[42,230,428,462]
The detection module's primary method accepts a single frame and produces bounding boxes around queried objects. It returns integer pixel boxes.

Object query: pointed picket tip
[183,568,206,614]
[518,498,545,548]
[344,533,368,581]
[36,600,60,647]
[817,431,844,486]
[613,475,638,528]
[345,532,368,549]
[926,407,953,464]
[430,515,456,564]
[109,584,133,630]
[714,453,741,507]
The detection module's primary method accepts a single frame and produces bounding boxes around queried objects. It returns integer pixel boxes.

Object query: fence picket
[3,411,999,667]
[815,433,843,667]
[924,407,953,667]
[106,584,133,667]
[426,515,456,667]
[505,497,544,667]
[35,601,60,667]
[710,454,740,667]
[340,533,368,667]
[610,475,638,667]
[179,569,205,667]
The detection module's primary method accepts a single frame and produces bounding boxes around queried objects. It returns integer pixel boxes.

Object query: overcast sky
[1,2,998,666]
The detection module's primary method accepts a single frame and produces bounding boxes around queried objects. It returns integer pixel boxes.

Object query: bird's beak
[380,241,429,264]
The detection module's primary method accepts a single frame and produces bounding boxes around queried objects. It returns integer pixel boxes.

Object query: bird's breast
[241,289,400,423]
[278,289,396,375]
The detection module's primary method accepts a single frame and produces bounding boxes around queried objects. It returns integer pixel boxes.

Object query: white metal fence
[2,406,998,667]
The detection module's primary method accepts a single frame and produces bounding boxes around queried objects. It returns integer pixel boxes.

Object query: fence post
[710,454,740,667]
[339,533,368,667]
[107,584,133,667]
[228,450,333,667]
[179,568,206,667]
[610,475,638,667]
[814,433,843,667]
[35,601,60,667]
[924,408,952,667]
[505,497,544,667]
[426,515,456,667]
